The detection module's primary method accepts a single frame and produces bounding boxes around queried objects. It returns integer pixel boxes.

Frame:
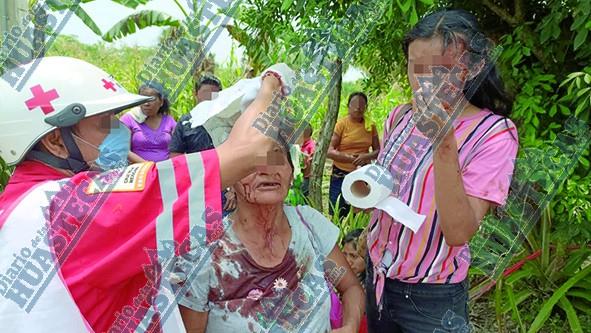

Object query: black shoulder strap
[26,127,90,173]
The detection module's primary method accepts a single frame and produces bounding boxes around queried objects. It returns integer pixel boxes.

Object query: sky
[57,0,365,82]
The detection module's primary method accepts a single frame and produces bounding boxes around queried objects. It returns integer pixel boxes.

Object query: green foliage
[482,218,591,332]
[329,200,371,245]
[2,1,590,330]
[559,67,591,123]
[552,175,591,244]
[44,35,246,119]
[470,115,590,330]
[528,263,591,332]
[41,0,102,35]
[357,0,436,93]
[110,0,152,9]
[285,173,308,206]
[0,159,12,193]
[46,35,154,92]
[42,0,181,42]
[102,10,180,42]
[226,0,361,72]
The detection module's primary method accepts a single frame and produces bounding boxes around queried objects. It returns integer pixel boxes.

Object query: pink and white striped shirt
[368,105,518,307]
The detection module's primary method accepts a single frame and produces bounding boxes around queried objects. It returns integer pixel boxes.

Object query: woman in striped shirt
[365,9,518,332]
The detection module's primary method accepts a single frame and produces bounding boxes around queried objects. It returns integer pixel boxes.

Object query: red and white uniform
[0,151,222,332]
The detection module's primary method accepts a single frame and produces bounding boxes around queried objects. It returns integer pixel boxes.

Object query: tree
[225,0,377,210]
[0,0,29,36]
[36,0,180,42]
[355,0,437,94]
[310,58,342,208]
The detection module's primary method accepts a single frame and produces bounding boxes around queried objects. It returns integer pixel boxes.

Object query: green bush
[467,5,591,328]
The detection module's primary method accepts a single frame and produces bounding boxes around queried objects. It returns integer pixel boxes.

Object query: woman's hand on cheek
[413,89,457,145]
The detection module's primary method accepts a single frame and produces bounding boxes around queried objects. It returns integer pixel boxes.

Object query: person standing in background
[327,92,380,219]
[169,75,236,215]
[169,75,222,155]
[300,122,316,197]
[120,82,176,163]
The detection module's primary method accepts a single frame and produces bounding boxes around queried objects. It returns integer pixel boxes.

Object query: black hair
[347,92,368,107]
[195,75,222,92]
[342,228,363,247]
[402,9,512,117]
[139,82,170,115]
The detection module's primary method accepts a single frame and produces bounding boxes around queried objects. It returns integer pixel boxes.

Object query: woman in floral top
[176,145,364,333]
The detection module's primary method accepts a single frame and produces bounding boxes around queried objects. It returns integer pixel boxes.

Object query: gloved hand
[189,63,296,147]
[191,77,260,147]
[237,63,297,113]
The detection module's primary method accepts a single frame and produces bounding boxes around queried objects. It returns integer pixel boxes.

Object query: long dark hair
[402,9,512,117]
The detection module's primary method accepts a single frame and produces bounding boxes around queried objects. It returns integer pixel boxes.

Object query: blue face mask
[93,124,131,171]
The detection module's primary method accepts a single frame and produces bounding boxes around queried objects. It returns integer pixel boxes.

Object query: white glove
[189,63,296,147]
[189,77,260,146]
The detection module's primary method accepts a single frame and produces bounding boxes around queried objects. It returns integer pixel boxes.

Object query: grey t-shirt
[175,205,339,333]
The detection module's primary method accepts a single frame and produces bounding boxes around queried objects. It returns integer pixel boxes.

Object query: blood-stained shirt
[174,205,340,333]
[0,151,222,333]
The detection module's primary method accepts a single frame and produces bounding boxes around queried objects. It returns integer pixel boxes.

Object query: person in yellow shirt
[327,92,380,219]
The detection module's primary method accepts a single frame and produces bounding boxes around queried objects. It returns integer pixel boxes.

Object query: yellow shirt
[333,117,377,172]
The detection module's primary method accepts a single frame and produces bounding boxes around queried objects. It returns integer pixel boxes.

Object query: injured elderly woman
[172,144,364,333]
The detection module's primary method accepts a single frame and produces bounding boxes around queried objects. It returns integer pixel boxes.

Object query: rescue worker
[0,57,294,332]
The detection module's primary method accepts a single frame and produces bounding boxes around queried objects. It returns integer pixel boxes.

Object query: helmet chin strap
[26,127,91,173]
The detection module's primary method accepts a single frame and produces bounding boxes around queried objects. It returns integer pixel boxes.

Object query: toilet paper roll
[341,164,426,233]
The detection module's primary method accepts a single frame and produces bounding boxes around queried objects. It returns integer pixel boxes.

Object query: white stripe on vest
[0,181,90,332]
